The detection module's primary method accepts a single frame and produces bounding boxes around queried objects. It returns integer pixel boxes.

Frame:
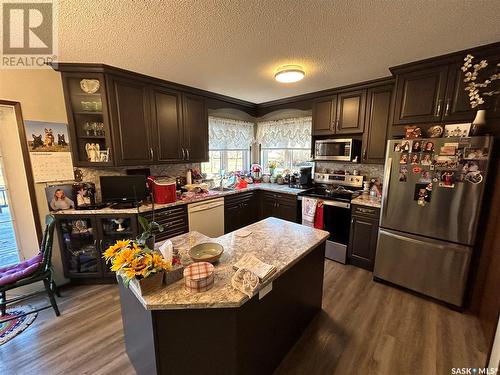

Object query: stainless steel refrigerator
[374,135,493,306]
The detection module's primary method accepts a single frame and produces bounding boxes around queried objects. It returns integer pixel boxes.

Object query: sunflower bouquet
[103,239,172,286]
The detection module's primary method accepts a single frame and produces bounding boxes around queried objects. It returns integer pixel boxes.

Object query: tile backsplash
[79,163,200,201]
[315,162,385,181]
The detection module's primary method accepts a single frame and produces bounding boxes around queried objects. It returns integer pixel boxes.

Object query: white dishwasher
[187,198,225,237]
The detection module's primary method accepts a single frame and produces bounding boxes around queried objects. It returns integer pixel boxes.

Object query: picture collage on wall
[393,139,488,207]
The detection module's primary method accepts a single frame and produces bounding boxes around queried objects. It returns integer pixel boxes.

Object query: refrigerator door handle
[381,157,392,218]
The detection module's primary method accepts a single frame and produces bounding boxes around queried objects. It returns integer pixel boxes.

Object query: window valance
[208,116,255,150]
[256,117,312,149]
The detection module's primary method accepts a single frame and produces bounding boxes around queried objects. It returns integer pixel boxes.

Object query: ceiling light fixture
[274,65,305,83]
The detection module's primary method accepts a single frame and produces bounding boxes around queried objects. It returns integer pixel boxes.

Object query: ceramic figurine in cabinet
[85,143,100,162]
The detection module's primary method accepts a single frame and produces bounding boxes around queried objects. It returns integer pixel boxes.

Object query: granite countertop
[131,217,329,310]
[351,194,382,208]
[53,183,307,215]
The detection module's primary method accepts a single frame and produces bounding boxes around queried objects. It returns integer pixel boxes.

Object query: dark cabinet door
[150,87,184,162]
[335,90,366,134]
[277,200,297,223]
[224,192,259,233]
[107,76,152,165]
[312,96,337,135]
[444,58,500,122]
[348,206,380,271]
[443,63,477,122]
[392,65,449,125]
[224,201,242,233]
[142,206,189,242]
[182,93,208,162]
[362,85,393,163]
[261,194,277,219]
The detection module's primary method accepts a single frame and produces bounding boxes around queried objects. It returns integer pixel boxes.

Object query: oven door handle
[323,200,350,209]
[298,196,350,209]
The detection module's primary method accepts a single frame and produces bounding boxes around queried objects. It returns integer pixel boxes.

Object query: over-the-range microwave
[314,138,361,162]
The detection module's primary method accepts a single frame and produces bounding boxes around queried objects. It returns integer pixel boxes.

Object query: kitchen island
[118,217,329,375]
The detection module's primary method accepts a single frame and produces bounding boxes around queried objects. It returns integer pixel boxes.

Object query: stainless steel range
[299,172,364,263]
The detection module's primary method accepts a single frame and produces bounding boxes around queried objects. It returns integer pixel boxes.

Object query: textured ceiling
[58,0,500,103]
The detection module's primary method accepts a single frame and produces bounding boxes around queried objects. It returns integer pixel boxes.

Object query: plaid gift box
[183,262,215,292]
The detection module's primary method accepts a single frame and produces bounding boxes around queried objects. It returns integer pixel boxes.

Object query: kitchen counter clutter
[52,182,306,215]
[130,217,329,310]
[118,217,328,375]
[351,194,382,208]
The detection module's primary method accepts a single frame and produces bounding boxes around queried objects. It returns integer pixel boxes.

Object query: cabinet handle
[435,99,443,117]
[149,148,154,160]
[444,99,451,116]
[99,239,103,249]
[336,120,340,131]
[363,149,367,160]
[181,148,186,159]
[186,148,190,160]
[330,121,335,131]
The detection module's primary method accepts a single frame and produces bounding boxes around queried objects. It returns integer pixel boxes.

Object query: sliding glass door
[0,147,20,267]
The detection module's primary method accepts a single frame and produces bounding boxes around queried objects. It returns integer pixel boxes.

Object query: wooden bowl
[188,242,224,263]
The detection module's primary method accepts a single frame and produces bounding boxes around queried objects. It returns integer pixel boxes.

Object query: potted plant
[103,239,171,295]
[276,174,284,185]
[461,54,500,134]
[137,216,164,249]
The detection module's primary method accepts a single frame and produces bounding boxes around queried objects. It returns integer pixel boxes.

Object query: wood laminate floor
[0,261,487,375]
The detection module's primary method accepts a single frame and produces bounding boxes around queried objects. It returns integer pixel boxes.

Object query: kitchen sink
[210,187,235,192]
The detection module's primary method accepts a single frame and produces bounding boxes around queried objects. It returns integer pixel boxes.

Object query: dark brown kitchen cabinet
[362,85,393,163]
[312,90,366,136]
[150,87,184,162]
[391,48,500,126]
[224,192,259,233]
[392,65,449,125]
[57,64,209,167]
[56,214,138,283]
[348,205,380,271]
[261,192,297,223]
[182,93,209,162]
[107,76,153,165]
[142,205,189,242]
[312,96,337,135]
[335,90,366,134]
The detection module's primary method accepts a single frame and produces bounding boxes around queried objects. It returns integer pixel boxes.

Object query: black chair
[0,215,60,322]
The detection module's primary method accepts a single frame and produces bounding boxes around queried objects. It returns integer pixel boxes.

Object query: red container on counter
[147,176,177,204]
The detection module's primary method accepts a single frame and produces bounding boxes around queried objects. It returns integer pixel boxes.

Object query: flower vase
[471,109,486,136]
[145,235,155,250]
[269,168,275,177]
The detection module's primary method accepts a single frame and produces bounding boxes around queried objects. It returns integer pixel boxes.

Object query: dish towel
[314,201,324,229]
[302,197,318,227]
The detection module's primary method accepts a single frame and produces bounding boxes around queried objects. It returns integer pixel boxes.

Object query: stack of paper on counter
[233,254,277,282]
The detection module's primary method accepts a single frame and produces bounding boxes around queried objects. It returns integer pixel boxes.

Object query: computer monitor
[100,175,148,204]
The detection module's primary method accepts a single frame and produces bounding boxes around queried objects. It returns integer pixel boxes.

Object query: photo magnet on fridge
[400,153,409,164]
[421,153,433,166]
[439,171,455,188]
[414,183,432,206]
[399,166,408,182]
[423,141,435,152]
[401,140,411,152]
[464,147,489,160]
[410,153,421,165]
[412,141,422,152]
[394,143,402,152]
[419,170,432,183]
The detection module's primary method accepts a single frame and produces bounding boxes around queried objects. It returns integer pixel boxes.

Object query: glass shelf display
[59,218,100,275]
[66,76,112,164]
